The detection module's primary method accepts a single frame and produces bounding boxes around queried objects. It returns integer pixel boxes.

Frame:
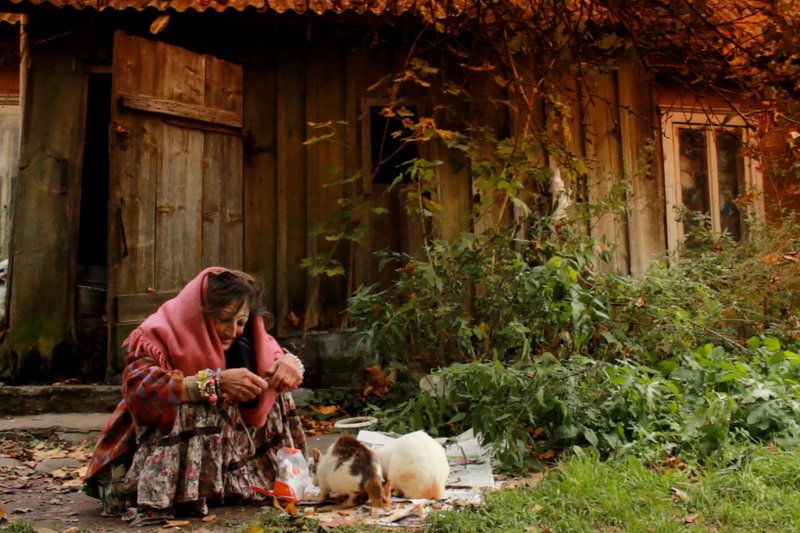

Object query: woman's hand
[264,355,303,391]
[219,367,269,402]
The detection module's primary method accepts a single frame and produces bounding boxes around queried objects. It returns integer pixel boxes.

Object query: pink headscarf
[123,266,282,428]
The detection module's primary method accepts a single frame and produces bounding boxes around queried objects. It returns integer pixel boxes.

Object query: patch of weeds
[694,445,800,530]
[233,506,392,533]
[305,387,371,417]
[232,507,320,532]
[0,521,36,533]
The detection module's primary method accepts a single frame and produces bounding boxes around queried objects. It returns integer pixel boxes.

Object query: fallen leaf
[63,528,80,533]
[763,252,781,264]
[684,513,699,524]
[310,405,338,416]
[537,449,556,460]
[285,501,298,515]
[202,514,216,522]
[247,527,265,533]
[783,252,799,263]
[13,508,33,513]
[165,519,190,526]
[671,487,690,501]
[634,296,646,307]
[0,506,6,523]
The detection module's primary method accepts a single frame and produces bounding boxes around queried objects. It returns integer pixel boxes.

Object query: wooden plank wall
[238,26,668,338]
[243,26,472,334]
[243,31,278,320]
[274,29,308,335]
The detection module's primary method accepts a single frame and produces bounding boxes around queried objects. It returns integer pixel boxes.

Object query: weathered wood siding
[4,11,669,379]
[240,23,473,334]
[107,32,244,372]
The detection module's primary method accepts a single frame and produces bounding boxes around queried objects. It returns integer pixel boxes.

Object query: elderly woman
[83,267,306,525]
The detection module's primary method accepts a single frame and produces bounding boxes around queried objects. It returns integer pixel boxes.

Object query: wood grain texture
[108,32,243,368]
[583,69,629,273]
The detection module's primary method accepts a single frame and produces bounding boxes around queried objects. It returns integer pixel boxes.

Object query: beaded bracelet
[282,352,305,376]
[197,368,219,403]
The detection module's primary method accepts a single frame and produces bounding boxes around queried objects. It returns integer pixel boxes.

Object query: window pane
[370,105,419,184]
[716,129,745,240]
[678,128,709,242]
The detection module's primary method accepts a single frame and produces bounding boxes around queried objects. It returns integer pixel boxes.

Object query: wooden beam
[115,291,177,322]
[118,92,243,129]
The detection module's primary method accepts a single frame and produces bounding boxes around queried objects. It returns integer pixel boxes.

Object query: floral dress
[83,349,306,525]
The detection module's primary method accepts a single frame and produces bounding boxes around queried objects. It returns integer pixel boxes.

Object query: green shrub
[374,336,800,472]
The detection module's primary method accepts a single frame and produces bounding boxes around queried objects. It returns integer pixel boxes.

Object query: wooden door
[107,32,244,374]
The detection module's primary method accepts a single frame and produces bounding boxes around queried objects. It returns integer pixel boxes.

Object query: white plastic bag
[272,447,313,502]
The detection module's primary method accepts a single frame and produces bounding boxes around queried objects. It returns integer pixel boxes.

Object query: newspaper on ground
[299,428,497,529]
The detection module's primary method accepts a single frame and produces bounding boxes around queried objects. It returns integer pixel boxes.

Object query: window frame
[660,107,764,251]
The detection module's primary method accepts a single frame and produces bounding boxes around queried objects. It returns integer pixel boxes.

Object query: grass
[427,445,800,533]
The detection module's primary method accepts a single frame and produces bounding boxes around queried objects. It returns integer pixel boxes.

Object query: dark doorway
[74,71,110,382]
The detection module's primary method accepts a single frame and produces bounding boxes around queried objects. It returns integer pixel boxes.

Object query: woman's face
[212,300,250,351]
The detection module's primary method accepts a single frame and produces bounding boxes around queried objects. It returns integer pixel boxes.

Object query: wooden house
[0,0,789,382]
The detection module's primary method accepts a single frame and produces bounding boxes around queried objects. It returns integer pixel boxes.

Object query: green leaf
[546,256,563,267]
[584,427,598,446]
[448,412,467,425]
[764,337,782,351]
[747,336,761,351]
[767,351,786,365]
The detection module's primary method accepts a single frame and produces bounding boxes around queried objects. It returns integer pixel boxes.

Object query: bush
[374,336,800,472]
[349,212,800,472]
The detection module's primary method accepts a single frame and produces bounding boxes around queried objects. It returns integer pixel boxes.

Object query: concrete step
[0,385,316,417]
[0,384,122,416]
[0,410,340,455]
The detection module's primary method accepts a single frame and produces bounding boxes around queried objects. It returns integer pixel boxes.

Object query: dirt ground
[0,417,342,533]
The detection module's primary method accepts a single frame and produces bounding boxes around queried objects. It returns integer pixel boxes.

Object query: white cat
[376,430,449,499]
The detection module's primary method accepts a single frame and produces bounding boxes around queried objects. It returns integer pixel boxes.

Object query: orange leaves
[310,404,339,416]
[761,251,800,265]
[362,363,397,397]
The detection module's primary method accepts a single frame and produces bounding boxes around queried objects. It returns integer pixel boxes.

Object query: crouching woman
[83,267,306,525]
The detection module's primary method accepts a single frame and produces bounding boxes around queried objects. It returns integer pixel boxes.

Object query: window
[361,99,421,194]
[661,108,763,250]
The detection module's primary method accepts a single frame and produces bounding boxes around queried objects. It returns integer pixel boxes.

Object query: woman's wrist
[184,374,201,402]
